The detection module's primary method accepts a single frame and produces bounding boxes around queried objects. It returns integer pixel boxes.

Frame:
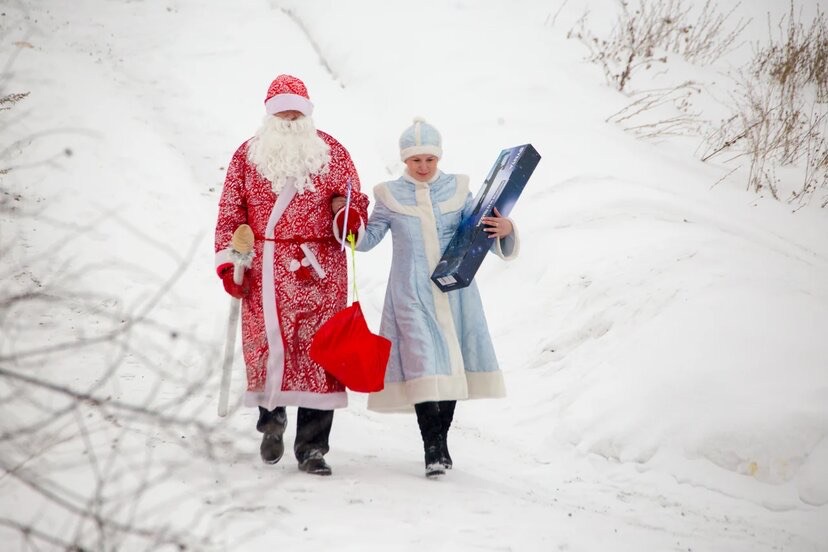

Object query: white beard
[247,116,331,194]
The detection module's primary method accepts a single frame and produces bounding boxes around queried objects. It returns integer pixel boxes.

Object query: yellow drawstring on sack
[347,231,359,303]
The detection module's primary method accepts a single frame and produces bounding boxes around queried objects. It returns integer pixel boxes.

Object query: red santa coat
[214,131,368,410]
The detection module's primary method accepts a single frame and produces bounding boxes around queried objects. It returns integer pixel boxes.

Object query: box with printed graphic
[431,143,541,292]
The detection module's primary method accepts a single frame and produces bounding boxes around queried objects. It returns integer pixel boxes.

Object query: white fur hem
[244,390,348,410]
[366,371,505,412]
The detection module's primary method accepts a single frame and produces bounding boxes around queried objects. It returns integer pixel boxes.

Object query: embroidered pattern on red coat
[215,131,369,395]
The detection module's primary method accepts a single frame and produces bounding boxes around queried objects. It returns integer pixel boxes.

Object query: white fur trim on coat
[372,177,465,379]
[367,371,506,413]
[215,248,233,275]
[494,218,520,259]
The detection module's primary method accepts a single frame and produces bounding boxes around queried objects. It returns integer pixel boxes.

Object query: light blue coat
[357,170,519,412]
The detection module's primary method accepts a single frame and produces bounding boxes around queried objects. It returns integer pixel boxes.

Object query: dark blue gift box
[431,143,541,292]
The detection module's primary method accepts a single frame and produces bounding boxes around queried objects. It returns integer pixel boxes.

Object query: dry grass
[703,2,828,205]
[568,0,747,92]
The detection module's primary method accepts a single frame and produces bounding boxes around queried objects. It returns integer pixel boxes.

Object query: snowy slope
[1,0,827,550]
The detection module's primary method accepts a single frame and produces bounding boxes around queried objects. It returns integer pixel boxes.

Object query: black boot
[295,407,334,476]
[438,400,456,469]
[415,402,445,478]
[256,406,287,465]
[297,450,332,476]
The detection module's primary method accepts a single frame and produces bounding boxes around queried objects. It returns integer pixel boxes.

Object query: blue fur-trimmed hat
[399,117,442,161]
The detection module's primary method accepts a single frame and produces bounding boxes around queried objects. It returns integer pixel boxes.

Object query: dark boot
[295,407,334,476]
[438,400,456,469]
[415,402,445,478]
[298,450,332,476]
[256,406,287,465]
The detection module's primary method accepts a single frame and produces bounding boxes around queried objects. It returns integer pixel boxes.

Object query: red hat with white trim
[264,74,314,117]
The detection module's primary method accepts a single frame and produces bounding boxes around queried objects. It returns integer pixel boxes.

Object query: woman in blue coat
[356,118,519,477]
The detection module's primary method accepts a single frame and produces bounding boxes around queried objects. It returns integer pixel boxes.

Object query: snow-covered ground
[2,0,827,550]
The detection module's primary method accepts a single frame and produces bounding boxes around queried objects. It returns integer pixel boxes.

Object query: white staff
[218,224,255,417]
[340,179,352,251]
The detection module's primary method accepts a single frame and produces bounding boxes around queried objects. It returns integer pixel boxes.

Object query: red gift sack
[310,301,391,393]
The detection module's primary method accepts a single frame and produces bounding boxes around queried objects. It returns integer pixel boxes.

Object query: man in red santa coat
[214,74,368,476]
